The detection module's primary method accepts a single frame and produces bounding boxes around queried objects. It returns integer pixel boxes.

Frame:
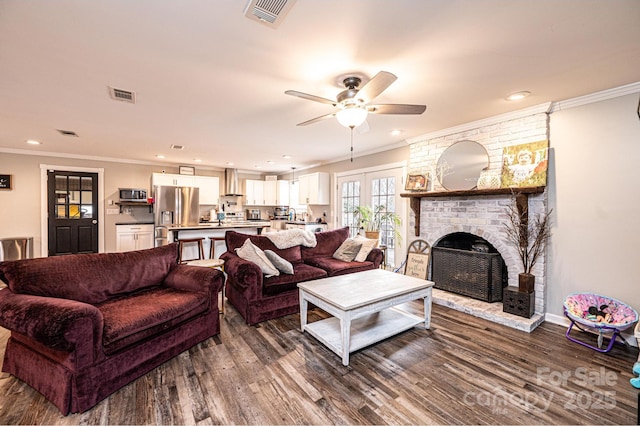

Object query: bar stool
[209,237,226,259]
[177,238,205,263]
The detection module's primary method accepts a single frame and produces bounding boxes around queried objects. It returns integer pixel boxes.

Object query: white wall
[547,93,640,317]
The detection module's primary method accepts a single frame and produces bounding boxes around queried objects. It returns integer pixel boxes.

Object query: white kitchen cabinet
[275,180,289,205]
[298,172,330,205]
[194,176,220,205]
[264,180,277,205]
[151,172,195,187]
[116,224,154,252]
[245,179,265,205]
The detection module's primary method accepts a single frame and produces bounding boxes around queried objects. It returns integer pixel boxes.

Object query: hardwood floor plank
[0,302,637,424]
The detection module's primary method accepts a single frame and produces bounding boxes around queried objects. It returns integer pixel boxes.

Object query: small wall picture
[405,173,428,191]
[0,174,12,190]
[501,140,549,188]
[179,165,195,176]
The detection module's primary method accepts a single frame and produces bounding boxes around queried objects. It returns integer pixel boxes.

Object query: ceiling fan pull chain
[350,126,354,162]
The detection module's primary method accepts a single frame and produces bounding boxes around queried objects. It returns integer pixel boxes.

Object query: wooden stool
[177,238,205,263]
[209,237,225,259]
[184,259,226,315]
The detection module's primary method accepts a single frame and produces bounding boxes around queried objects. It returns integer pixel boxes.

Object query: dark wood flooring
[0,300,638,425]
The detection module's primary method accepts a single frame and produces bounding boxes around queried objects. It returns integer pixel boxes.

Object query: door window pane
[56,205,67,218]
[340,180,361,237]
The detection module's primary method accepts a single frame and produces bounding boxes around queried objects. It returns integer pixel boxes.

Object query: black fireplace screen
[431,246,506,302]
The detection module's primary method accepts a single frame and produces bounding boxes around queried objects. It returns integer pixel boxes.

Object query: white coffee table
[298,269,434,366]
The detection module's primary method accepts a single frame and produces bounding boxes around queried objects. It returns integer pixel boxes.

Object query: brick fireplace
[403,107,550,331]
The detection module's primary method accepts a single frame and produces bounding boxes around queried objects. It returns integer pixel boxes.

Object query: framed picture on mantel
[0,174,12,190]
[405,173,428,191]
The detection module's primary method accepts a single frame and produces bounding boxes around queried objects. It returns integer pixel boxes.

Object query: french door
[336,165,406,269]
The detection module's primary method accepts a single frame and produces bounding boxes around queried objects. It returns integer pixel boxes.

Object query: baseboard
[545,312,638,347]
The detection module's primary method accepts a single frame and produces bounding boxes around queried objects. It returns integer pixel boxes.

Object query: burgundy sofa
[221,227,383,325]
[0,243,224,415]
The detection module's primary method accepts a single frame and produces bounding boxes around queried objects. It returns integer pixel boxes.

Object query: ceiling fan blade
[296,112,336,126]
[285,90,337,106]
[356,71,397,103]
[367,104,426,115]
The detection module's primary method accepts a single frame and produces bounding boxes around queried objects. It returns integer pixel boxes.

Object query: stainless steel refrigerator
[153,185,200,247]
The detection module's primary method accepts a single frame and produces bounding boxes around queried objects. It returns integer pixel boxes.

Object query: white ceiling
[1,0,639,173]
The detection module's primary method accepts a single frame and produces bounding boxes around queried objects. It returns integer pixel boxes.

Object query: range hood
[224,168,243,196]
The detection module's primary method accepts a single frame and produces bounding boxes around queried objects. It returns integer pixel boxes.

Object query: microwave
[119,188,148,202]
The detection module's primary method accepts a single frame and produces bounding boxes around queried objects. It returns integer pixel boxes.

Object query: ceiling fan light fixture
[336,106,368,128]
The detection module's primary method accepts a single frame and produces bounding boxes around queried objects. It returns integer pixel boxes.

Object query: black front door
[47,170,99,256]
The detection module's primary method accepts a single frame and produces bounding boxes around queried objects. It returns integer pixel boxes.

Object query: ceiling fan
[285,71,426,128]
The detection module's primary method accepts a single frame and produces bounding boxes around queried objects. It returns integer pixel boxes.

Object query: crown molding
[405,102,553,144]
[548,81,640,113]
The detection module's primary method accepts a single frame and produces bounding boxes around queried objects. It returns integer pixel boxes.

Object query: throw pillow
[264,250,294,274]
[353,235,378,262]
[332,238,363,262]
[235,239,280,277]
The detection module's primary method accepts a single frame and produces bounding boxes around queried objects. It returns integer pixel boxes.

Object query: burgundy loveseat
[0,243,224,414]
[221,227,383,325]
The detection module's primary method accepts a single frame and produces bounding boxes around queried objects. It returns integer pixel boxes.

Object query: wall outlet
[107,208,119,215]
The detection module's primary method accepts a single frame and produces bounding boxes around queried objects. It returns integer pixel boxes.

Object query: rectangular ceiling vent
[243,0,296,28]
[170,144,184,150]
[57,129,78,137]
[108,86,136,104]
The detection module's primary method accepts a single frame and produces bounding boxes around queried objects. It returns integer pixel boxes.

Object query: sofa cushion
[332,238,363,262]
[304,257,375,277]
[353,236,379,262]
[264,250,294,274]
[263,263,327,296]
[0,244,178,305]
[236,239,279,277]
[97,286,208,355]
[301,227,350,261]
[225,231,302,264]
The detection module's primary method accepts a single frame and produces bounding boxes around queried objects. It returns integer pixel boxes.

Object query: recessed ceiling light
[226,162,234,166]
[254,165,262,169]
[194,159,202,163]
[390,129,402,136]
[282,155,291,159]
[156,155,165,159]
[506,91,531,101]
[267,160,275,164]
[26,140,41,145]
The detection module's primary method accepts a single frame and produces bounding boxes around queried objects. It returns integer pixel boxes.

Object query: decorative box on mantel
[503,286,535,318]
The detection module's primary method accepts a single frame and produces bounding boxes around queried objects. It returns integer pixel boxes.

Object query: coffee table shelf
[304,308,425,355]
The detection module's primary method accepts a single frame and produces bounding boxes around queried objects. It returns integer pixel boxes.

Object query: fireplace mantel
[400,186,545,236]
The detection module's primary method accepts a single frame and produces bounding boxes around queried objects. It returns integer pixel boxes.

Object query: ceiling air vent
[57,129,78,137]
[108,86,136,104]
[243,0,296,28]
[170,144,184,150]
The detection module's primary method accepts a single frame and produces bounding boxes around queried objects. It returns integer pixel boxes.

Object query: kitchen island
[168,221,271,259]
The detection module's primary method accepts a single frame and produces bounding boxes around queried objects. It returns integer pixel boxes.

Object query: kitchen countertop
[168,221,271,231]
[116,222,154,226]
[286,221,328,225]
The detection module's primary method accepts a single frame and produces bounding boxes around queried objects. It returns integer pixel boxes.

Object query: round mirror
[436,140,489,191]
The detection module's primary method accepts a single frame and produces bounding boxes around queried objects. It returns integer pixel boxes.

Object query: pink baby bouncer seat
[563,292,638,353]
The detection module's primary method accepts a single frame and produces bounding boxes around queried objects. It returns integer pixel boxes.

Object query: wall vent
[243,0,296,28]
[57,129,79,137]
[108,86,136,103]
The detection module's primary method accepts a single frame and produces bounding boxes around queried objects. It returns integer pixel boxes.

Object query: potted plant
[353,205,402,244]
[503,197,552,292]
